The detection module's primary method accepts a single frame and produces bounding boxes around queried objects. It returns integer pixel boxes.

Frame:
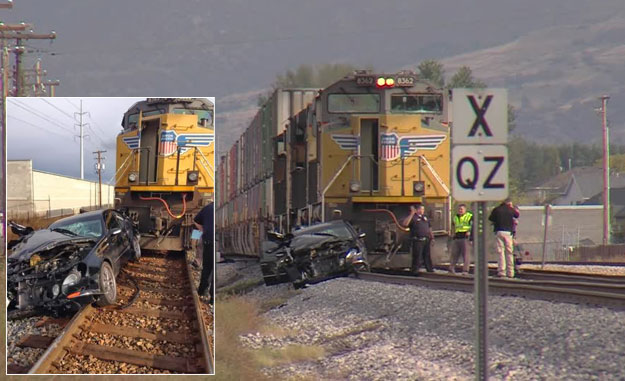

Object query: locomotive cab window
[328,94,380,113]
[126,109,165,131]
[390,94,442,114]
[173,108,213,127]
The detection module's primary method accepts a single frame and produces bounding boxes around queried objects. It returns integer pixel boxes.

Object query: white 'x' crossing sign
[452,88,508,201]
[452,88,507,145]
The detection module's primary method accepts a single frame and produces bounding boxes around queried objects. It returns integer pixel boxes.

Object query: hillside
[5,0,625,154]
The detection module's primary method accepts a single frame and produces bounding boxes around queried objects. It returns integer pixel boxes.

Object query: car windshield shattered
[49,215,104,238]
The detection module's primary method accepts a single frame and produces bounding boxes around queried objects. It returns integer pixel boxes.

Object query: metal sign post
[473,201,488,380]
[452,88,508,381]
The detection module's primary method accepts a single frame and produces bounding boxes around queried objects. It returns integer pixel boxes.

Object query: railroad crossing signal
[451,88,509,381]
[452,88,509,201]
[452,88,507,144]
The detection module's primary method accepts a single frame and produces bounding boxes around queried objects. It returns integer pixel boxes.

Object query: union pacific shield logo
[380,133,400,160]
[380,133,447,161]
[159,131,178,156]
[159,130,215,156]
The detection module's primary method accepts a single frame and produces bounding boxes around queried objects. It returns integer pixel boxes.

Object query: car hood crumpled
[8,229,96,262]
[290,234,346,254]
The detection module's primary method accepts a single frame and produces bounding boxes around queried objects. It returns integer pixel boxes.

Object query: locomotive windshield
[328,94,380,113]
[125,109,165,130]
[173,108,213,127]
[390,94,442,113]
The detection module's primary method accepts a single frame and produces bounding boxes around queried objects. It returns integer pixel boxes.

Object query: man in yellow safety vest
[449,204,473,274]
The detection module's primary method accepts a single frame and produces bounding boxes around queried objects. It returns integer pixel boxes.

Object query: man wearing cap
[488,198,520,278]
[193,202,214,303]
[403,204,434,274]
[449,204,473,274]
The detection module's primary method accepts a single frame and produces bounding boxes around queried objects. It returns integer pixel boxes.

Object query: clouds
[7,97,144,183]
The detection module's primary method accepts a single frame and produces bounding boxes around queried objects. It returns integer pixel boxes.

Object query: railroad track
[20,251,213,375]
[356,270,625,310]
[435,265,625,284]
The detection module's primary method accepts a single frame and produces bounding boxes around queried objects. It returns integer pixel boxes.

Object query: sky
[8,97,147,182]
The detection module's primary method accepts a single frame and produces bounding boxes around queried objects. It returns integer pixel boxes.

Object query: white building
[7,160,114,218]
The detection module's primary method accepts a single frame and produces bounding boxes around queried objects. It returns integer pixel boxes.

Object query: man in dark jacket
[194,202,214,303]
[402,204,434,274]
[488,198,520,278]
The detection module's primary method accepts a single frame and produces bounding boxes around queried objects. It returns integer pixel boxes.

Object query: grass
[217,277,264,296]
[214,295,326,380]
[214,296,268,381]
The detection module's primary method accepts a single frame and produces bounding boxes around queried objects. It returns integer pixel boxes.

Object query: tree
[417,59,445,87]
[273,63,364,89]
[258,63,367,105]
[594,154,625,172]
[447,66,486,89]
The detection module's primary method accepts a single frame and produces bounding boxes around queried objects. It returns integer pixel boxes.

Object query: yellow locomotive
[217,71,452,267]
[115,98,214,252]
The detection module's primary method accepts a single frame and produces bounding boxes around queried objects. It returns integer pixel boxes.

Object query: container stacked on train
[217,89,319,256]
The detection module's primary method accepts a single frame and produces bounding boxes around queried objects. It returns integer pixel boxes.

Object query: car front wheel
[131,234,141,261]
[96,261,117,306]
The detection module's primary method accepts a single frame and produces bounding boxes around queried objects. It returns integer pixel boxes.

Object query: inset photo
[6,97,215,375]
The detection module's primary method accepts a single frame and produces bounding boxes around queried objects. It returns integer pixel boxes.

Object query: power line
[7,114,74,139]
[9,99,75,134]
[40,98,74,120]
[64,98,80,111]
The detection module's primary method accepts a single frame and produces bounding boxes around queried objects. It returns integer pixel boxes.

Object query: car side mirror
[110,228,122,236]
[359,232,366,239]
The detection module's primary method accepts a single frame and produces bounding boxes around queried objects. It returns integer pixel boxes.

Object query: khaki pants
[449,238,470,273]
[495,231,514,277]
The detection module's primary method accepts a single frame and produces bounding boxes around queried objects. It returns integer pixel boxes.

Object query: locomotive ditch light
[413,181,425,196]
[376,77,395,88]
[349,180,361,192]
[187,170,199,185]
[128,172,138,183]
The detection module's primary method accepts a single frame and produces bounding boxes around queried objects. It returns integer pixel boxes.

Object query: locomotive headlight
[413,181,425,196]
[376,77,386,87]
[349,181,361,192]
[385,78,395,87]
[187,171,199,184]
[52,284,60,298]
[128,173,138,182]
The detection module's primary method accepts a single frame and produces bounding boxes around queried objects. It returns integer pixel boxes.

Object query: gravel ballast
[222,261,625,380]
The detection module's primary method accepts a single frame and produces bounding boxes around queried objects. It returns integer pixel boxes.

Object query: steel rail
[25,252,214,375]
[356,271,625,310]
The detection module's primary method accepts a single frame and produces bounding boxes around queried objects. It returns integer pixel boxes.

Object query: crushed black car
[7,209,141,317]
[260,220,369,288]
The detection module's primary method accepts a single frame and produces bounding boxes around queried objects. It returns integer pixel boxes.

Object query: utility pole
[94,150,107,208]
[599,95,611,245]
[75,100,90,179]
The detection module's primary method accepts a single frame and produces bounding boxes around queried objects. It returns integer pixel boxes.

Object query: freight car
[115,98,214,253]
[217,72,452,268]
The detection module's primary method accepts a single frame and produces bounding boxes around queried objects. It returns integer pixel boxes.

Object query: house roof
[531,167,625,202]
[584,187,625,212]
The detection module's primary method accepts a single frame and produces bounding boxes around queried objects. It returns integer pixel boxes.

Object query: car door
[103,210,125,274]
